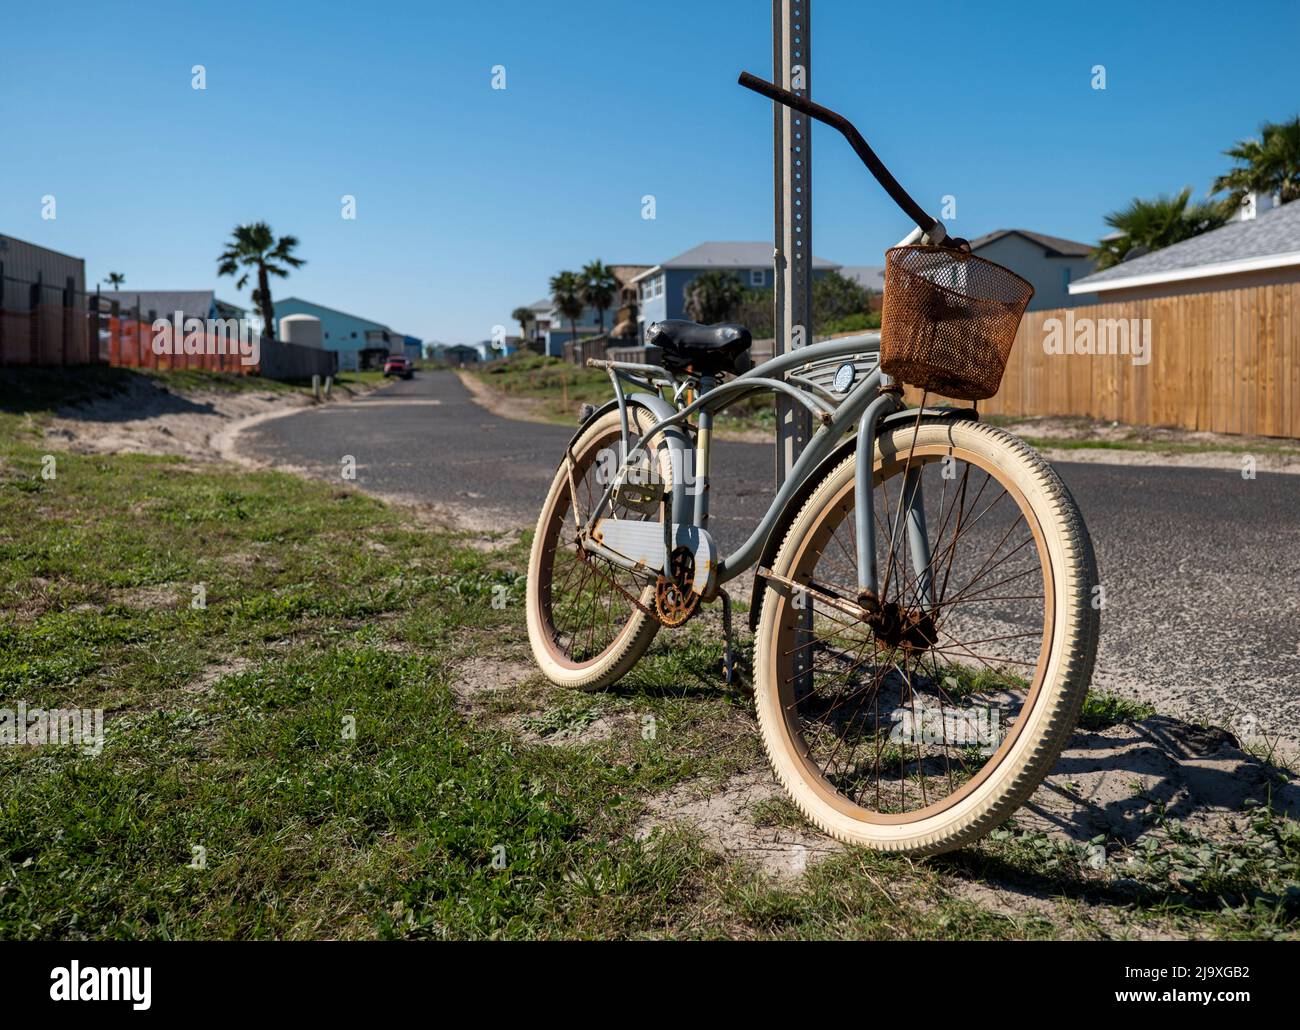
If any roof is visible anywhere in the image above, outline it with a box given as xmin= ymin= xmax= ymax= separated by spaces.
xmin=608 ymin=264 xmax=652 ymax=285
xmin=1071 ymin=200 xmax=1300 ymax=293
xmin=274 ymin=296 xmax=390 ymax=330
xmin=100 ymin=290 xmax=245 ymax=318
xmin=968 ymin=229 xmax=1093 ymax=258
xmin=632 ymin=241 xmax=839 ymax=281
xmin=528 ymin=298 xmax=552 ymax=313
xmin=841 ymin=265 xmax=886 ymax=292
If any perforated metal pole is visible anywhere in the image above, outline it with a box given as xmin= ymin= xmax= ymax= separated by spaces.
xmin=773 ymin=0 xmax=813 ymax=694
xmin=772 ymin=0 xmax=812 ymax=487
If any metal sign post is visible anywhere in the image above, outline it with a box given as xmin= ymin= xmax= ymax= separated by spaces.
xmin=772 ymin=0 xmax=813 ymax=693
xmin=772 ymin=0 xmax=812 ymax=487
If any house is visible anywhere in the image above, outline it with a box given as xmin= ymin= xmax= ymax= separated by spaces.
xmin=99 ymin=290 xmax=246 ymax=322
xmin=841 ymin=265 xmax=886 ymax=310
xmin=525 ymin=298 xmax=552 ymax=347
xmin=272 ymin=297 xmax=406 ymax=371
xmin=438 ymin=344 xmax=481 ymax=365
xmin=0 ymin=233 xmax=85 ymax=310
xmin=0 ymin=233 xmax=91 ymax=364
xmin=841 ymin=265 xmax=886 ymax=294
xmin=1068 ymin=193 xmax=1300 ymax=301
xmin=542 ymin=264 xmax=651 ymax=356
xmin=961 ymin=230 xmax=1097 ymax=311
xmin=632 ymin=242 xmax=839 ymax=341
xmin=401 ymin=335 xmax=423 ymax=362
xmin=475 ymin=336 xmax=521 ymax=361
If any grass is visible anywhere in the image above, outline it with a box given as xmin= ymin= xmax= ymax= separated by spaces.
xmin=1 ymin=368 xmax=1297 ymax=939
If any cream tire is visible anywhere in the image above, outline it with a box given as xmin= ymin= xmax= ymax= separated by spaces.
xmin=526 ymin=408 xmax=668 ymax=691
xmin=753 ymin=419 xmax=1099 ymax=855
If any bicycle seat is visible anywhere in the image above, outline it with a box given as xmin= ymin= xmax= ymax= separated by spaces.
xmin=647 ymin=319 xmax=752 ymax=376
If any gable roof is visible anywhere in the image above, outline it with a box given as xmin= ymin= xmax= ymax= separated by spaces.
xmin=968 ymin=229 xmax=1093 ymax=258
xmin=1070 ymin=200 xmax=1300 ymax=293
xmin=633 ymin=241 xmax=839 ymax=281
xmin=100 ymin=290 xmax=245 ymax=318
xmin=274 ymin=296 xmax=390 ymax=330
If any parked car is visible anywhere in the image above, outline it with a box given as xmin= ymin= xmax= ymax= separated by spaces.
xmin=383 ymin=355 xmax=413 ymax=379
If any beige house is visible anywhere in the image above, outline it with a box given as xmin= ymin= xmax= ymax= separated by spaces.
xmin=1069 ymin=193 xmax=1300 ymax=301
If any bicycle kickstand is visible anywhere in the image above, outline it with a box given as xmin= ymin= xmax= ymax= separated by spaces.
xmin=719 ymin=589 xmax=737 ymax=686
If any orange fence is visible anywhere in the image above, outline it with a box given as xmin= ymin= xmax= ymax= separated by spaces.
xmin=906 ymin=282 xmax=1300 ymax=439
xmin=106 ymin=317 xmax=253 ymax=373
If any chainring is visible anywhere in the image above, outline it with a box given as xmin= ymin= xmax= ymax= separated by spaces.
xmin=655 ymin=545 xmax=700 ymax=627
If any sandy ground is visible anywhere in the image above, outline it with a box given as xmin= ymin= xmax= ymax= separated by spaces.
xmin=1002 ymin=415 xmax=1300 ymax=474
xmin=450 ymin=647 xmax=1299 ymax=898
xmin=40 ymin=376 xmax=386 ymax=464
xmin=42 ymin=377 xmax=315 ymax=462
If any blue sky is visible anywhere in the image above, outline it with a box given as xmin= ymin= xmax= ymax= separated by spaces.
xmin=2 ymin=0 xmax=1297 ymax=344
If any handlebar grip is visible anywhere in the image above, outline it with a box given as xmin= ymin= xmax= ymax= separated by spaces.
xmin=737 ymin=70 xmax=940 ymax=238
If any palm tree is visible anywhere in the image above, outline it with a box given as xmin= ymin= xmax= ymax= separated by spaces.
xmin=549 ymin=271 xmax=585 ymax=349
xmin=1090 ymin=188 xmax=1231 ymax=270
xmin=103 ymin=272 xmax=125 ymax=291
xmin=511 ymin=305 xmax=534 ymax=342
xmin=683 ymin=270 xmax=745 ymax=324
xmin=216 ymin=222 xmax=305 ymax=338
xmin=1213 ymin=115 xmax=1300 ymax=206
xmin=580 ymin=260 xmax=619 ymax=335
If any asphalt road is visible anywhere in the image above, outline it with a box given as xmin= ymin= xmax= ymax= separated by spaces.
xmin=242 ymin=370 xmax=1300 ymax=748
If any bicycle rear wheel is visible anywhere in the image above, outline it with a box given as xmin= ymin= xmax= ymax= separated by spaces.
xmin=753 ymin=418 xmax=1098 ymax=855
xmin=526 ymin=407 xmax=668 ymax=691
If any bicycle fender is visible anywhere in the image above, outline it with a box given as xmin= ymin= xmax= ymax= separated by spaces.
xmin=570 ymin=394 xmax=692 ymax=526
xmin=746 ymin=405 xmax=976 ymax=631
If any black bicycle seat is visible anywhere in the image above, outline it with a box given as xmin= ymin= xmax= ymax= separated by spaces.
xmin=646 ymin=319 xmax=752 ymax=376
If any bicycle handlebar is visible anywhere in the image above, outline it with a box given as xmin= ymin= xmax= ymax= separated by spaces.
xmin=738 ymin=71 xmax=948 ymax=242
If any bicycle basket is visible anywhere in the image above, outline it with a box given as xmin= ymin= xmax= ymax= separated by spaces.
xmin=879 ymin=245 xmax=1034 ymax=401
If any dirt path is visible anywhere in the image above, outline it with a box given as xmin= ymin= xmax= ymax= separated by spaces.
xmin=42 ymin=376 xmax=379 ymax=464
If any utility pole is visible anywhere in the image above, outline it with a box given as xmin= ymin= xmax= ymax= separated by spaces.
xmin=772 ymin=0 xmax=813 ymax=693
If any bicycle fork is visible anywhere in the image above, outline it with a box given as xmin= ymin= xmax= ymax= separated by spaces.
xmin=854 ymin=384 xmax=934 ymax=613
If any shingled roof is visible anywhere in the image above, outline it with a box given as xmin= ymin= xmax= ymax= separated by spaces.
xmin=1071 ymin=200 xmax=1300 ymax=293
xmin=968 ymin=229 xmax=1094 ymax=258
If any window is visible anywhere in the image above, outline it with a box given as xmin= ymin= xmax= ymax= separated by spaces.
xmin=1061 ymin=267 xmax=1072 ymax=291
xmin=653 ymin=275 xmax=664 ymax=298
xmin=750 ymin=268 xmax=765 ymax=287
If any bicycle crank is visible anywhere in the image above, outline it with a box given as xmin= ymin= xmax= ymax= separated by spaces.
xmin=655 ymin=546 xmax=700 ymax=627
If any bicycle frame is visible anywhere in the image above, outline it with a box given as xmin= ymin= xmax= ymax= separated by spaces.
xmin=578 ymin=332 xmax=955 ymax=606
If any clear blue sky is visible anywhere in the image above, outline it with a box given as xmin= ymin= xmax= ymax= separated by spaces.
xmin=2 ymin=0 xmax=1297 ymax=344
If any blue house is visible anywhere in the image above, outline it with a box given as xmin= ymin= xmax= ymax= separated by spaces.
xmin=632 ymin=242 xmax=840 ymax=341
xmin=272 ymin=297 xmax=408 ymax=371
xmin=539 ymin=264 xmax=650 ymax=357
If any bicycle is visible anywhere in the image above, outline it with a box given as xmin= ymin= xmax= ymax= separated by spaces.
xmin=525 ymin=72 xmax=1099 ymax=856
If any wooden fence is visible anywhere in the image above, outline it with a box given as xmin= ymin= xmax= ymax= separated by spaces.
xmin=907 ymin=282 xmax=1300 ymax=439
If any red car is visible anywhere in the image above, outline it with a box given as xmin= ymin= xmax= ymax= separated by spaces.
xmin=383 ymin=355 xmax=413 ymax=379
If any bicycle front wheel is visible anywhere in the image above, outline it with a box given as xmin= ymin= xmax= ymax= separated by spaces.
xmin=753 ymin=418 xmax=1099 ymax=855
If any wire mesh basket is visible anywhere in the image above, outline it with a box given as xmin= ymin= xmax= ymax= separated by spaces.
xmin=880 ymin=245 xmax=1034 ymax=401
